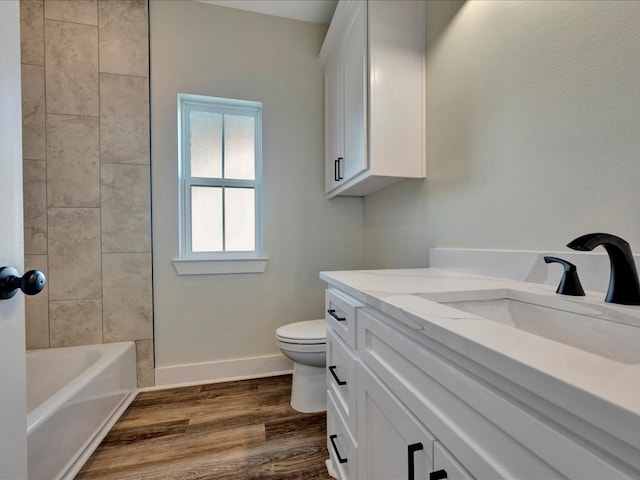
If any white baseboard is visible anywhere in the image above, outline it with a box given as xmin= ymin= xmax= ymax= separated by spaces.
xmin=153 ymin=353 xmax=293 ymax=389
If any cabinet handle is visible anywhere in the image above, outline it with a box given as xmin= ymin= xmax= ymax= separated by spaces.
xmin=327 ymin=309 xmax=346 ymax=322
xmin=334 ymin=158 xmax=340 ymax=181
xmin=329 ymin=434 xmax=348 ymax=464
xmin=337 ymin=157 xmax=344 ymax=180
xmin=408 ymin=443 xmax=423 ymax=480
xmin=328 ymin=365 xmax=347 ymax=386
xmin=430 ymin=470 xmax=448 ymax=480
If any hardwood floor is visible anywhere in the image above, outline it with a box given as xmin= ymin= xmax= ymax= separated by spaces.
xmin=76 ymin=375 xmax=332 ymax=480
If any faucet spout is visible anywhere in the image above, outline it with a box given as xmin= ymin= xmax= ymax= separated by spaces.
xmin=567 ymin=233 xmax=640 ymax=305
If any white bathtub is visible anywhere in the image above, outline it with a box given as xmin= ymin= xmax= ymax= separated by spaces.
xmin=26 ymin=342 xmax=137 ymax=480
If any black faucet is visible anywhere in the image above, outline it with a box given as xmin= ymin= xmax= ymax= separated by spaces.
xmin=543 ymin=257 xmax=585 ymax=297
xmin=566 ymin=233 xmax=640 ymax=305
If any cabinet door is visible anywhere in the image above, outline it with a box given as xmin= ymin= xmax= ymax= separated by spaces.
xmin=324 ymin=50 xmax=343 ymax=193
xmin=342 ymin=0 xmax=367 ymax=182
xmin=357 ymin=363 xmax=435 ymax=480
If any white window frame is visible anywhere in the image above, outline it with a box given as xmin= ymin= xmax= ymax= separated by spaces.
xmin=173 ymin=93 xmax=267 ymax=275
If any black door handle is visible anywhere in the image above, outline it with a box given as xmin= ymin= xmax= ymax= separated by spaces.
xmin=408 ymin=443 xmax=423 ymax=480
xmin=329 ymin=434 xmax=348 ymax=464
xmin=337 ymin=157 xmax=344 ymax=180
xmin=327 ymin=309 xmax=346 ymax=322
xmin=328 ymin=365 xmax=347 ymax=386
xmin=430 ymin=469 xmax=448 ymax=480
xmin=0 ymin=267 xmax=46 ymax=300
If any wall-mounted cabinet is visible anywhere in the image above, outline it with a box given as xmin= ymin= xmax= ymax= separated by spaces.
xmin=320 ymin=0 xmax=426 ymax=198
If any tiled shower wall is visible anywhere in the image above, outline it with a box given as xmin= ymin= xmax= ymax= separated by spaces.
xmin=20 ymin=0 xmax=153 ymax=386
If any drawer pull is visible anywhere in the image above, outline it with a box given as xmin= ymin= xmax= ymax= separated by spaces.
xmin=327 ymin=309 xmax=346 ymax=321
xmin=329 ymin=434 xmax=348 ymax=464
xmin=328 ymin=365 xmax=347 ymax=386
xmin=408 ymin=442 xmax=423 ymax=480
xmin=334 ymin=157 xmax=344 ymax=181
xmin=430 ymin=469 xmax=448 ymax=480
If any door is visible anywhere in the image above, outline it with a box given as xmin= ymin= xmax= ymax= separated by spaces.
xmin=0 ymin=1 xmax=29 ymax=478
xmin=342 ymin=0 xmax=367 ymax=182
xmin=324 ymin=50 xmax=343 ymax=193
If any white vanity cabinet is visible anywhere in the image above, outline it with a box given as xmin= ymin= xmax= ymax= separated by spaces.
xmin=326 ymin=288 xmax=362 ymax=479
xmin=324 ymin=282 xmax=640 ymax=480
xmin=320 ymin=0 xmax=426 ymax=198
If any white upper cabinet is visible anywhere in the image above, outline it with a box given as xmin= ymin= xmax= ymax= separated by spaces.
xmin=320 ymin=0 xmax=426 ymax=198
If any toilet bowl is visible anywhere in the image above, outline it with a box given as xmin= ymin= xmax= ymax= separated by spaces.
xmin=276 ymin=319 xmax=327 ymax=413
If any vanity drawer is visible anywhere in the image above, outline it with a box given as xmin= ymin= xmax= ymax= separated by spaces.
xmin=327 ymin=328 xmax=357 ymax=435
xmin=325 ymin=288 xmax=362 ymax=350
xmin=327 ymin=390 xmax=357 ymax=480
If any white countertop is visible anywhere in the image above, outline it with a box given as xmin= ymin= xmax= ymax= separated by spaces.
xmin=320 ymin=268 xmax=640 ymax=450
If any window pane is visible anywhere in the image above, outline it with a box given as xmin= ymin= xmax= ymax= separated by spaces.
xmin=225 ymin=188 xmax=255 ymax=251
xmin=191 ymin=186 xmax=222 ymax=252
xmin=224 ymin=114 xmax=255 ymax=180
xmin=190 ymin=111 xmax=222 ymax=178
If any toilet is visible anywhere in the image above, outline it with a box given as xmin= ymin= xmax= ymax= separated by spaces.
xmin=275 ymin=319 xmax=327 ymax=413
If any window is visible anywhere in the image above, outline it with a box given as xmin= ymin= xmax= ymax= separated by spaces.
xmin=174 ymin=94 xmax=267 ymax=275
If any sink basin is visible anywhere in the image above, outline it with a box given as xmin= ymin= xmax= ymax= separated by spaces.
xmin=432 ymin=292 xmax=640 ymax=365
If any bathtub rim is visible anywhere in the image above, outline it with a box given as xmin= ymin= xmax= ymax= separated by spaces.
xmin=26 ymin=341 xmax=138 ymax=480
xmin=61 ymin=389 xmax=137 ymax=480
xmin=27 ymin=341 xmax=135 ymax=432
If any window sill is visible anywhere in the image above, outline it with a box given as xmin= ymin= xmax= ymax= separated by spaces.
xmin=172 ymin=257 xmax=269 ymax=275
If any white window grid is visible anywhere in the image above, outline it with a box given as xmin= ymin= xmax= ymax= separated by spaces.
xmin=178 ymin=94 xmax=263 ymax=259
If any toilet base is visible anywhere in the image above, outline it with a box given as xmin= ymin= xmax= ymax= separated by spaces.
xmin=290 ymin=363 xmax=326 ymax=413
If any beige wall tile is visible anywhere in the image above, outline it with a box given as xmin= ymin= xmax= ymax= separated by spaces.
xmin=44 ymin=0 xmax=97 ymax=25
xmin=48 ymin=208 xmax=102 ymax=300
xmin=102 ymin=253 xmax=152 ymax=342
xmin=21 ymin=0 xmax=44 ymax=66
xmin=100 ymin=73 xmax=149 ymax=164
xmin=99 ymin=0 xmax=148 ymax=77
xmin=50 ymin=299 xmax=102 ymax=347
xmin=25 ymin=255 xmax=49 ymax=349
xmin=45 ymin=20 xmax=98 ymax=116
xmin=23 ymin=160 xmax=48 ymax=255
xmin=47 ymin=114 xmax=100 ymax=207
xmin=21 ymin=64 xmax=46 ymax=160
xmin=135 ymin=340 xmax=154 ymax=387
xmin=101 ymin=164 xmax=151 ymax=253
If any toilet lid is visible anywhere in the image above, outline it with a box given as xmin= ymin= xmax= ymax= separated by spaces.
xmin=276 ymin=319 xmax=326 ymax=344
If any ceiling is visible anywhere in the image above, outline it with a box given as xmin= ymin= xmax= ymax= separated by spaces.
xmin=199 ymin=0 xmax=338 ymax=25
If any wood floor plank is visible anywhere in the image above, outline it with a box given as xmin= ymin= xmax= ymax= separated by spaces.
xmin=75 ymin=375 xmax=332 ymax=480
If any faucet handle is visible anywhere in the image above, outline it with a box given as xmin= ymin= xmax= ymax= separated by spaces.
xmin=544 ymin=256 xmax=586 ymax=297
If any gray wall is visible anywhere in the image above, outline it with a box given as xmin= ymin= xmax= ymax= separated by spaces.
xmin=150 ymin=1 xmax=363 ymax=369
xmin=364 ymin=0 xmax=640 ymax=269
